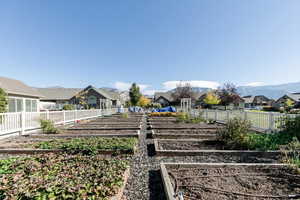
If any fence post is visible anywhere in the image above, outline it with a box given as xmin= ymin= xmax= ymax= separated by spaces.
xmin=269 ymin=113 xmax=274 ymax=131
xmin=46 ymin=110 xmax=50 ymax=120
xmin=226 ymin=110 xmax=229 ymax=121
xmin=20 ymin=111 xmax=25 ymax=135
xmin=214 ymin=110 xmax=217 ymax=121
xmin=74 ymin=110 xmax=78 ymax=122
xmin=63 ymin=110 xmax=66 ymax=125
xmin=244 ymin=111 xmax=247 ymax=121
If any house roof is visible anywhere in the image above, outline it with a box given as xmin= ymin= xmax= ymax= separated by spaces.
xmin=154 ymin=92 xmax=174 ymax=102
xmin=286 ymin=93 xmax=300 ymax=102
xmin=36 ymin=88 xmax=82 ymax=100
xmin=0 ymin=76 xmax=43 ymax=98
xmin=154 ymin=91 xmax=207 ymax=102
xmin=242 ymin=95 xmax=256 ymax=104
xmin=37 ymin=86 xmax=120 ymax=101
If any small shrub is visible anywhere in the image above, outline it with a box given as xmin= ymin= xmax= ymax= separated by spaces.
xmin=176 ymin=112 xmax=189 ymax=122
xmin=279 ymin=116 xmax=300 ymax=140
xmin=40 ymin=119 xmax=60 ymax=134
xmin=281 ymin=137 xmax=300 ymax=170
xmin=217 ymin=117 xmax=251 ymax=149
xmin=0 ymin=88 xmax=7 ymax=113
xmin=121 ymin=113 xmax=129 ymax=119
xmin=62 ymin=104 xmax=75 ymax=110
xmin=176 ymin=112 xmax=205 ymax=124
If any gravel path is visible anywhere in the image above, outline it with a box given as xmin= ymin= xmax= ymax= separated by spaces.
xmin=123 ymin=115 xmax=281 ymax=200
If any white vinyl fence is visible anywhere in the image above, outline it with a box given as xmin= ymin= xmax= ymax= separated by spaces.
xmin=191 ymin=109 xmax=298 ymax=132
xmin=0 ymin=108 xmax=117 ymax=137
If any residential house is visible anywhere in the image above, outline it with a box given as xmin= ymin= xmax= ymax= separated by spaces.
xmin=242 ymin=95 xmax=273 ymax=109
xmin=36 ymin=88 xmax=81 ymax=110
xmin=154 ymin=91 xmax=207 ymax=107
xmin=154 ymin=92 xmax=174 ymax=107
xmin=37 ymin=85 xmax=124 ymax=110
xmin=0 ymin=76 xmax=43 ymax=112
xmin=275 ymin=93 xmax=300 ymax=108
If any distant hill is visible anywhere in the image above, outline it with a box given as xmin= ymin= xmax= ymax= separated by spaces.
xmin=167 ymin=82 xmax=300 ymax=100
xmin=237 ymin=82 xmax=300 ymax=99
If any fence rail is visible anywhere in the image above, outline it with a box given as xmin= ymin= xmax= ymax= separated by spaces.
xmin=191 ymin=109 xmax=298 ymax=132
xmin=0 ymin=108 xmax=117 ymax=138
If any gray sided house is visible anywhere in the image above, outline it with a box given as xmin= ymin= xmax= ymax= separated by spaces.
xmin=154 ymin=91 xmax=206 ymax=107
xmin=70 ymin=86 xmax=121 ymax=109
xmin=0 ymin=76 xmax=43 ymax=112
xmin=154 ymin=92 xmax=174 ymax=107
xmin=36 ymin=88 xmax=81 ymax=110
xmin=275 ymin=93 xmax=300 ymax=108
xmin=37 ymin=85 xmax=123 ymax=110
xmin=242 ymin=95 xmax=273 ymax=109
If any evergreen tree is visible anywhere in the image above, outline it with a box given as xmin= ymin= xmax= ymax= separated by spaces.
xmin=0 ymin=88 xmax=8 ymax=113
xmin=129 ymin=83 xmax=142 ymax=106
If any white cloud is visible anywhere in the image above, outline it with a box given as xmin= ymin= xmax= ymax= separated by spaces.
xmin=244 ymin=82 xmax=265 ymax=87
xmin=114 ymin=81 xmax=150 ymax=91
xmin=162 ymin=80 xmax=220 ymax=90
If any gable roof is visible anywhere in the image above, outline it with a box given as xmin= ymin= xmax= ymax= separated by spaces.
xmin=154 ymin=91 xmax=207 ymax=103
xmin=154 ymin=92 xmax=174 ymax=102
xmin=0 ymin=76 xmax=43 ymax=98
xmin=242 ymin=95 xmax=256 ymax=104
xmin=37 ymin=86 xmax=121 ymax=101
xmin=286 ymin=93 xmax=300 ymax=102
xmin=36 ymin=88 xmax=82 ymax=100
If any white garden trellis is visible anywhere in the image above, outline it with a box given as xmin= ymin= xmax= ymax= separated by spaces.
xmin=181 ymin=98 xmax=192 ymax=113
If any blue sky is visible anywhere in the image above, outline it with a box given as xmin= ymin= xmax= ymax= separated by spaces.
xmin=1 ymin=0 xmax=300 ymax=95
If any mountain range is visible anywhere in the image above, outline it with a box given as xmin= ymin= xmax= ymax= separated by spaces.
xmin=171 ymin=82 xmax=300 ymax=100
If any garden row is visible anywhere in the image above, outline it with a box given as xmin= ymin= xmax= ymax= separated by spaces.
xmin=148 ymin=112 xmax=300 ymax=200
xmin=0 ymin=112 xmax=143 ymax=199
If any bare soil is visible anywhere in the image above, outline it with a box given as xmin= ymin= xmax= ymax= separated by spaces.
xmin=167 ymin=165 xmax=300 ymax=200
xmin=150 ymin=124 xmax=223 ymax=129
xmin=61 ymin=129 xmax=139 ymax=135
xmin=158 ymin=140 xmax=225 ymax=150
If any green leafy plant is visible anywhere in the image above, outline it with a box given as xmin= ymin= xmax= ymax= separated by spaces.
xmin=0 ymin=154 xmax=129 ymax=199
xmin=40 ymin=119 xmax=60 ymax=134
xmin=175 ymin=112 xmax=205 ymax=124
xmin=279 ymin=115 xmax=300 ymax=140
xmin=121 ymin=113 xmax=129 ymax=119
xmin=32 ymin=137 xmax=138 ymax=155
xmin=217 ymin=117 xmax=251 ymax=149
xmin=62 ymin=104 xmax=75 ymax=110
xmin=281 ymin=137 xmax=300 ymax=170
xmin=245 ymin=132 xmax=295 ymax=150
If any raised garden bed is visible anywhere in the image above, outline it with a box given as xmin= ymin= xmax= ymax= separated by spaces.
xmin=29 ymin=129 xmax=140 ymax=138
xmin=0 ymin=153 xmax=130 ymax=199
xmin=160 ymin=163 xmax=300 ymax=200
xmin=0 ymin=137 xmax=138 ymax=155
xmin=68 ymin=126 xmax=141 ymax=130
xmin=151 ymin=129 xmax=217 ymax=139
xmin=150 ymin=124 xmax=222 ymax=130
xmin=154 ymin=139 xmax=281 ymax=160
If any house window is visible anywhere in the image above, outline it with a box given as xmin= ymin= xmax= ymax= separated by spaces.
xmin=26 ymin=99 xmax=31 ymax=112
xmin=88 ymin=96 xmax=97 ymax=105
xmin=8 ymin=98 xmax=16 ymax=112
xmin=17 ymin=99 xmax=23 ymax=112
xmin=31 ymin=100 xmax=37 ymax=112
